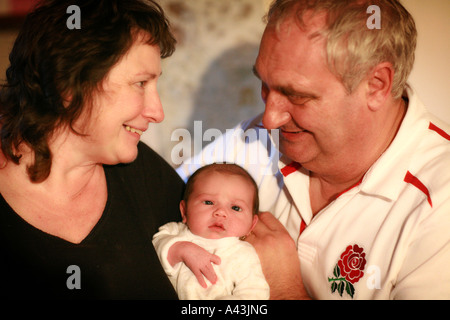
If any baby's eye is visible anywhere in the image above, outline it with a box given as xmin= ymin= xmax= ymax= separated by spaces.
xmin=231 ymin=205 xmax=242 ymax=212
xmin=203 ymin=200 xmax=213 ymax=205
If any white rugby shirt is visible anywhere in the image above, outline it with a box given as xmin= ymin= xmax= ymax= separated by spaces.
xmin=176 ymin=86 xmax=450 ymax=299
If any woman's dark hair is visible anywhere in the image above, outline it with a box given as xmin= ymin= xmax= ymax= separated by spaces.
xmin=0 ymin=0 xmax=176 ymax=182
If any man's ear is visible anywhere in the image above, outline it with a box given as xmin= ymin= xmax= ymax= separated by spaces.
xmin=366 ymin=62 xmax=394 ymax=111
xmin=180 ymin=200 xmax=187 ymax=223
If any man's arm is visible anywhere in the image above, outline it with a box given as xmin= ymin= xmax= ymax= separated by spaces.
xmin=245 ymin=211 xmax=311 ymax=300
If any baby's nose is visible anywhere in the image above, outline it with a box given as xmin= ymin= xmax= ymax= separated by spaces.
xmin=213 ymin=207 xmax=227 ymax=217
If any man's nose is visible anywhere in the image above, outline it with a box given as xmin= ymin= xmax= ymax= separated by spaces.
xmin=262 ymin=91 xmax=291 ymax=130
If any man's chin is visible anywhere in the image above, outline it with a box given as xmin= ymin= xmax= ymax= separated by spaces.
xmin=279 ymin=142 xmax=315 ymax=165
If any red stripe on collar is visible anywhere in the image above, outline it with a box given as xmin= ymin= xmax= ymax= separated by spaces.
xmin=281 ymin=162 xmax=301 ymax=177
xmin=299 ymin=220 xmax=307 ymax=236
xmin=336 ymin=177 xmax=364 ymax=199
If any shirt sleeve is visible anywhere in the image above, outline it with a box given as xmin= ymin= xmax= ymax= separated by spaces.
xmin=217 ymin=243 xmax=270 ymax=300
xmin=391 ymin=196 xmax=450 ymax=299
xmin=152 ymin=222 xmax=188 ymax=277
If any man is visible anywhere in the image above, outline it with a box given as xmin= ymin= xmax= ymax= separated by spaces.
xmin=177 ymin=0 xmax=450 ymax=299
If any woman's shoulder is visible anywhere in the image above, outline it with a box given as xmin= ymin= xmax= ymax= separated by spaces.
xmin=136 ymin=141 xmax=168 ymax=166
xmin=105 ymin=142 xmax=184 ymax=230
xmin=114 ymin=142 xmax=184 ymax=195
xmin=107 ymin=142 xmax=179 ymax=180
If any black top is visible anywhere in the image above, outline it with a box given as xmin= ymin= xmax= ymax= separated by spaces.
xmin=0 ymin=142 xmax=184 ymax=299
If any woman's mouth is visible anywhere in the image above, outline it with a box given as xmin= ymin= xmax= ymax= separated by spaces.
xmin=124 ymin=125 xmax=144 ymax=136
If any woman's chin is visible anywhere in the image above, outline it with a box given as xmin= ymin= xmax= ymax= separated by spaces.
xmin=102 ymin=146 xmax=139 ymax=166
xmin=119 ymin=150 xmax=139 ymax=164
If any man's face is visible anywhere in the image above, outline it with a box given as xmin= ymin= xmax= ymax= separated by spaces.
xmin=254 ymin=11 xmax=371 ymax=175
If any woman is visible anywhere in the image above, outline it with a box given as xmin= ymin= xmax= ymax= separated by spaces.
xmin=0 ymin=0 xmax=184 ymax=299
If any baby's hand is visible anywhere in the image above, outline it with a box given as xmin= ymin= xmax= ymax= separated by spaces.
xmin=168 ymin=241 xmax=221 ymax=288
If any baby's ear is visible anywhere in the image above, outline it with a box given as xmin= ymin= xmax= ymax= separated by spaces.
xmin=179 ymin=200 xmax=187 ymax=223
xmin=250 ymin=214 xmax=259 ymax=232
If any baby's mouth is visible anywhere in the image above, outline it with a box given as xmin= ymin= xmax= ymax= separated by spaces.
xmin=209 ymin=223 xmax=225 ymax=231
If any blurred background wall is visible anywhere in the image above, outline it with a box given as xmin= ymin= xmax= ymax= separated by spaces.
xmin=0 ymin=0 xmax=449 ymax=167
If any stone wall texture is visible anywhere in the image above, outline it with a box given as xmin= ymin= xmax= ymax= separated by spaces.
xmin=142 ymin=0 xmax=269 ymax=166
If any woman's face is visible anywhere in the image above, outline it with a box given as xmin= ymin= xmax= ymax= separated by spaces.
xmin=75 ymin=34 xmax=164 ymax=165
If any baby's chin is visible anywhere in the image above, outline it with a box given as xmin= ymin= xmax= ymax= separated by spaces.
xmin=202 ymin=233 xmax=237 ymax=240
xmin=197 ymin=230 xmax=243 ymax=240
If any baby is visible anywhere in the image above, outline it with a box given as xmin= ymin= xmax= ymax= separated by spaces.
xmin=153 ymin=163 xmax=269 ymax=300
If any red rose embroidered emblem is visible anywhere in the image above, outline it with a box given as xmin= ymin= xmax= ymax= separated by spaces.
xmin=328 ymin=244 xmax=367 ymax=298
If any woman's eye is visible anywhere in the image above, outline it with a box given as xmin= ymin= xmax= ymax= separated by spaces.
xmin=203 ymin=200 xmax=213 ymax=205
xmin=231 ymin=205 xmax=242 ymax=212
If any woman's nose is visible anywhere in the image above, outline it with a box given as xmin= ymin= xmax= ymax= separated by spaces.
xmin=143 ymin=90 xmax=165 ymax=123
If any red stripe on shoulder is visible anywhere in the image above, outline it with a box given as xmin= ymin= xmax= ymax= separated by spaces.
xmin=404 ymin=171 xmax=432 ymax=207
xmin=281 ymin=162 xmax=301 ymax=177
xmin=299 ymin=220 xmax=307 ymax=236
xmin=429 ymin=122 xmax=450 ymax=141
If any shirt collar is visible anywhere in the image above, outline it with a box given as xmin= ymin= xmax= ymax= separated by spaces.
xmin=353 ymin=86 xmax=430 ymax=201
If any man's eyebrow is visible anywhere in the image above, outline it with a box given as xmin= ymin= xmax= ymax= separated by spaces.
xmin=252 ymin=65 xmax=319 ymax=100
xmin=279 ymin=86 xmax=319 ymax=100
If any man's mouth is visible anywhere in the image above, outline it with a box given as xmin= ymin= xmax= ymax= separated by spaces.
xmin=124 ymin=125 xmax=144 ymax=136
xmin=280 ymin=124 xmax=306 ymax=134
xmin=282 ymin=129 xmax=305 ymax=134
xmin=280 ymin=127 xmax=308 ymax=139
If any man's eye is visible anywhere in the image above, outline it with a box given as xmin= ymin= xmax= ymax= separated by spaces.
xmin=203 ymin=200 xmax=213 ymax=205
xmin=287 ymin=95 xmax=311 ymax=106
xmin=137 ymin=81 xmax=147 ymax=87
xmin=288 ymin=93 xmax=318 ymax=106
xmin=231 ymin=205 xmax=242 ymax=212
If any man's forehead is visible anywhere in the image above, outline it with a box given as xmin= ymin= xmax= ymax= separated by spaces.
xmin=267 ymin=7 xmax=329 ymax=40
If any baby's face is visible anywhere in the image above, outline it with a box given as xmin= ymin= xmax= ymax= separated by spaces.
xmin=180 ymin=172 xmax=257 ymax=239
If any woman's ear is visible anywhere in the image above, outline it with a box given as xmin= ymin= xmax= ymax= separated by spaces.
xmin=61 ymin=91 xmax=73 ymax=108
xmin=366 ymin=62 xmax=394 ymax=111
xmin=180 ymin=200 xmax=187 ymax=223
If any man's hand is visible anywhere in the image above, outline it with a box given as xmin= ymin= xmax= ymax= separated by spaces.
xmin=245 ymin=211 xmax=310 ymax=300
xmin=168 ymin=241 xmax=221 ymax=288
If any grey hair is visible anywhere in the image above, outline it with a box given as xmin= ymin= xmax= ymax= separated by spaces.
xmin=265 ymin=0 xmax=417 ymax=98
